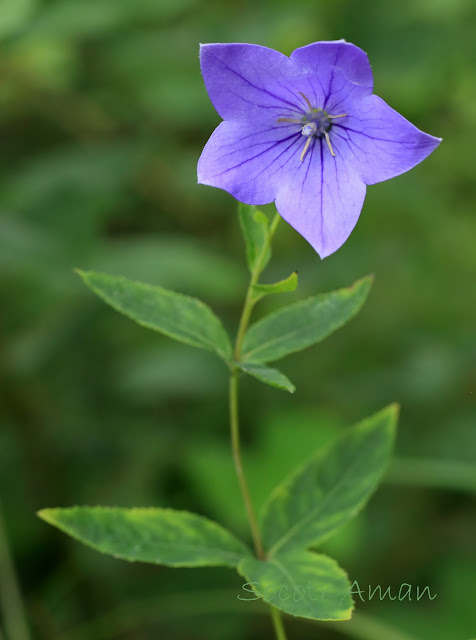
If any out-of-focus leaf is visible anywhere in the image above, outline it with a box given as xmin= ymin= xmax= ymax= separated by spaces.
xmin=387 ymin=457 xmax=476 ymax=494
xmin=328 ymin=611 xmax=421 ymax=640
xmin=0 ymin=215 xmax=59 ymax=273
xmin=26 ymin=0 xmax=198 ymax=38
xmin=1 ymin=38 xmax=76 ymax=91
xmin=114 ymin=344 xmax=224 ymax=400
xmin=38 ymin=507 xmax=250 ymax=567
xmin=235 ymin=362 xmax=295 ymax=393
xmin=0 ymin=219 xmax=245 ymax=303
xmin=77 ymin=270 xmax=232 ymax=359
xmin=0 ymin=0 xmax=36 ymax=38
xmin=261 ymin=405 xmax=398 ymax=555
xmin=2 ymin=144 xmax=146 ymax=215
xmin=238 ymin=550 xmax=353 ymax=621
xmin=242 ymin=276 xmax=373 ymax=363
xmin=92 ymin=236 xmax=245 ymax=302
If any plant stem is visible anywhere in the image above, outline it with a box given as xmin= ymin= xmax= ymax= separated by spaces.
xmin=0 ymin=503 xmax=32 ymax=640
xmin=270 ymin=606 xmax=288 ymax=640
xmin=228 ymin=370 xmax=264 ymax=558
xmin=229 ymin=211 xmax=280 ymax=557
xmin=234 ymin=212 xmax=281 ymax=360
xmin=229 ymin=211 xmax=288 ymax=639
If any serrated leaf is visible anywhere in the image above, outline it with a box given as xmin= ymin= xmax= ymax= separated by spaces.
xmin=235 ymin=362 xmax=295 ymax=393
xmin=242 ymin=275 xmax=373 ymax=363
xmin=238 ymin=550 xmax=353 ymax=621
xmin=252 ymin=272 xmax=298 ymax=301
xmin=238 ymin=203 xmax=270 ymax=273
xmin=261 ymin=405 xmax=398 ymax=556
xmin=38 ymin=507 xmax=250 ymax=568
xmin=77 ymin=270 xmax=232 ymax=359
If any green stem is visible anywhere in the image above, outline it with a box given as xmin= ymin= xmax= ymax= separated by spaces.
xmin=229 ymin=371 xmax=264 ymax=559
xmin=229 ymin=211 xmax=288 ymax=640
xmin=0 ymin=503 xmax=32 ymax=640
xmin=234 ymin=212 xmax=281 ymax=360
xmin=229 ymin=211 xmax=280 ymax=556
xmin=269 ymin=606 xmax=288 ymax=640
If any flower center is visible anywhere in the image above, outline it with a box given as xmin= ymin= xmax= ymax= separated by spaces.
xmin=301 ymin=109 xmax=331 ymax=139
xmin=277 ymin=92 xmax=347 ymax=162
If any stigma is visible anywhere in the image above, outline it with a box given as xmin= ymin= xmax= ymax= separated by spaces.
xmin=277 ymin=92 xmax=347 ymax=162
xmin=301 ymin=122 xmax=318 ymax=137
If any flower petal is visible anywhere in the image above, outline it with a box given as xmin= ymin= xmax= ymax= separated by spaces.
xmin=200 ymin=43 xmax=301 ymax=121
xmin=290 ymin=40 xmax=374 ymax=109
xmin=275 ymin=135 xmax=366 ymax=258
xmin=332 ymin=94 xmax=442 ymax=185
xmin=198 ymin=119 xmax=302 ymax=204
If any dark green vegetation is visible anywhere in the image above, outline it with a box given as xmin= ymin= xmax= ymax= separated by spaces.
xmin=1 ymin=0 xmax=475 ymax=639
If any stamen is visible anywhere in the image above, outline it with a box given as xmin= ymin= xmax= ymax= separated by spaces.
xmin=298 ymin=92 xmax=313 ymax=111
xmin=324 ymin=131 xmax=336 ymax=157
xmin=277 ymin=117 xmax=303 ymax=123
xmin=300 ymin=136 xmax=313 ymax=162
xmin=328 ymin=113 xmax=347 ymax=119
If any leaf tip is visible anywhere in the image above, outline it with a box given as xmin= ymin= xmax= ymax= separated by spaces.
xmin=389 ymin=401 xmax=400 ymax=414
xmin=387 ymin=402 xmax=400 ymax=425
xmin=376 ymin=403 xmax=400 ymax=443
xmin=37 ymin=508 xmax=56 ymax=524
xmin=382 ymin=402 xmax=400 ymax=422
xmin=75 ymin=268 xmax=91 ymax=284
xmin=342 ymin=274 xmax=374 ymax=303
xmin=359 ymin=273 xmax=375 ymax=289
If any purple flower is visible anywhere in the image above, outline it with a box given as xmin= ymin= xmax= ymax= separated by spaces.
xmin=197 ymin=41 xmax=441 ymax=258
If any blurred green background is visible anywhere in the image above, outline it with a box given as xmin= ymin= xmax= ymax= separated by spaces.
xmin=0 ymin=0 xmax=475 ymax=639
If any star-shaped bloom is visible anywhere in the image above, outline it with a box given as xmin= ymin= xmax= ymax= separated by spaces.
xmin=197 ymin=41 xmax=441 ymax=258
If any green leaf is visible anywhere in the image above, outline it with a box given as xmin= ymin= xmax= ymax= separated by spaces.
xmin=242 ymin=275 xmax=373 ymax=363
xmin=238 ymin=203 xmax=270 ymax=273
xmin=235 ymin=362 xmax=295 ymax=393
xmin=77 ymin=270 xmax=232 ymax=359
xmin=252 ymin=271 xmax=298 ymax=301
xmin=38 ymin=507 xmax=251 ymax=568
xmin=261 ymin=405 xmax=398 ymax=556
xmin=238 ymin=549 xmax=353 ymax=621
